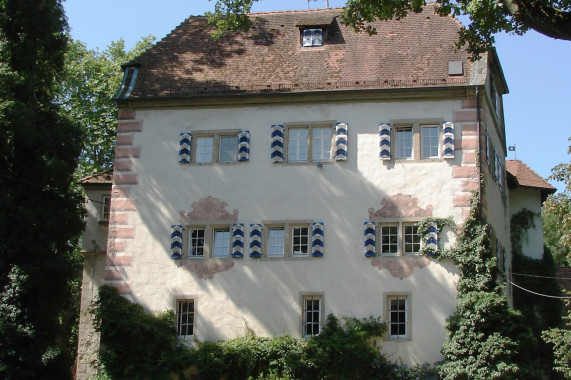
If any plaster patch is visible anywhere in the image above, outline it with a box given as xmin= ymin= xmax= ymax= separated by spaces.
xmin=371 ymin=256 xmax=431 ymax=279
xmin=368 ymin=193 xmax=432 ymax=220
xmin=184 ymin=260 xmax=235 ymax=279
xmin=180 ymin=196 xmax=238 ymax=223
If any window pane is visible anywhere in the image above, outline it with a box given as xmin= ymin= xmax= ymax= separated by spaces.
xmin=219 ymin=135 xmax=237 ymax=162
xmin=303 ymin=296 xmax=321 ymax=337
xmin=189 ymin=229 xmax=205 ymax=257
xmin=177 ymin=300 xmax=194 ymax=336
xmin=312 ymin=127 xmax=332 ymax=161
xmin=421 ymin=126 xmax=439 ymax=158
xmin=196 ymin=137 xmax=213 ymax=163
xmin=101 ymin=195 xmax=111 ymax=221
xmin=404 ymin=225 xmax=421 ymax=254
xmin=213 ymin=229 xmax=230 ymax=257
xmin=288 ymin=128 xmax=308 ymax=162
xmin=268 ymin=228 xmax=285 ymax=257
xmin=389 ymin=297 xmax=407 ymax=338
xmin=380 ymin=225 xmax=398 ymax=255
xmin=292 ymin=227 xmax=309 ymax=256
xmin=396 ymin=128 xmax=413 ymax=159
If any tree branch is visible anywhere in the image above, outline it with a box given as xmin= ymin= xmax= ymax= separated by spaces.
xmin=502 ymin=0 xmax=571 ymax=40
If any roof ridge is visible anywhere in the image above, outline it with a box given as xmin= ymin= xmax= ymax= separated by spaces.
xmin=249 ymin=7 xmax=343 ymax=16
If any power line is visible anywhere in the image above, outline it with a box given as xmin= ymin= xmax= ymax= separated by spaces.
xmin=508 ymin=280 xmax=571 ymax=299
xmin=512 ymin=272 xmax=571 ymax=281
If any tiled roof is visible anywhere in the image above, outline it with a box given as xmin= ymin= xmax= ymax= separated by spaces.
xmin=80 ymin=168 xmax=113 ymax=185
xmin=124 ymin=4 xmax=479 ymax=100
xmin=506 ymin=160 xmax=556 ymax=192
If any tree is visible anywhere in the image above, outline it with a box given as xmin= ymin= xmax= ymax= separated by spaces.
xmin=208 ymin=0 xmax=571 ymax=58
xmin=57 ymin=36 xmax=155 ymax=177
xmin=543 ymin=138 xmax=571 ymax=264
xmin=0 ymin=0 xmax=84 ymax=378
xmin=542 ymin=297 xmax=571 ymax=379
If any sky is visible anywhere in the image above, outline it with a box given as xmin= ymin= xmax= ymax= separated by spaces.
xmin=64 ymin=0 xmax=570 ymax=192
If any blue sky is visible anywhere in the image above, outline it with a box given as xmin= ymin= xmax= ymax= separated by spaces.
xmin=64 ymin=0 xmax=570 ymax=192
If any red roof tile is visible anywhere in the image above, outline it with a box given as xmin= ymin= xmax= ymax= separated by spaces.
xmin=80 ymin=168 xmax=114 ymax=185
xmin=124 ymin=4 xmax=479 ymax=99
xmin=506 ymin=160 xmax=556 ymax=192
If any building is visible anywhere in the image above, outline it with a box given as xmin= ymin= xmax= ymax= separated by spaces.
xmin=75 ymin=4 xmax=519 ymax=378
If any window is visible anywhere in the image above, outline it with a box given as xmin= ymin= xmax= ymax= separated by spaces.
xmin=101 ymin=195 xmax=111 ymax=222
xmin=421 ymin=126 xmax=439 ymax=158
xmin=379 ymin=222 xmax=421 ymax=256
xmin=387 ymin=120 xmax=444 ymax=161
xmin=193 ymin=131 xmax=238 ymax=163
xmin=177 ymin=299 xmax=194 ymax=337
xmin=212 ymin=228 xmax=231 ymax=257
xmin=187 ymin=225 xmax=232 ymax=258
xmin=286 ymin=124 xmax=333 ymax=163
xmin=264 ymin=222 xmax=311 ymax=258
xmin=302 ymin=29 xmax=323 ymax=47
xmin=388 ymin=296 xmax=408 ymax=339
xmin=302 ymin=295 xmax=322 ymax=337
xmin=395 ymin=128 xmax=413 ymax=159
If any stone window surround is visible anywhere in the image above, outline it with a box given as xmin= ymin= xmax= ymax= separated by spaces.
xmin=389 ymin=118 xmax=444 ymax=162
xmin=377 ymin=218 xmax=422 ymax=257
xmin=187 ymin=129 xmax=241 ymax=165
xmin=384 ymin=292 xmax=412 ymax=341
xmin=172 ymin=295 xmax=198 ymax=341
xmin=260 ymin=220 xmax=314 ymax=260
xmin=283 ymin=121 xmax=335 ymax=164
xmin=183 ymin=223 xmax=234 ymax=259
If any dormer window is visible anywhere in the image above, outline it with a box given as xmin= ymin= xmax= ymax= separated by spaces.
xmin=302 ymin=28 xmax=323 ymax=47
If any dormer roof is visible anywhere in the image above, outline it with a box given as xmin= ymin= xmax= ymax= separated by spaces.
xmin=119 ymin=4 xmax=482 ymax=101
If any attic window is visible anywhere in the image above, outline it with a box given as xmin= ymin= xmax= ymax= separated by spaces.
xmin=302 ymin=28 xmax=323 ymax=47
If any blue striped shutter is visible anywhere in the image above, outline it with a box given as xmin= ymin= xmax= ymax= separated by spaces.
xmin=249 ymin=223 xmax=262 ymax=258
xmin=170 ymin=225 xmax=183 ymax=259
xmin=364 ymin=222 xmax=376 ymax=257
xmin=179 ymin=132 xmax=192 ymax=163
xmin=485 ymin=129 xmax=490 ymax=167
xmin=237 ymin=131 xmax=250 ymax=161
xmin=312 ymin=222 xmax=324 ymax=257
xmin=379 ymin=123 xmax=391 ymax=160
xmin=271 ymin=125 xmax=284 ymax=163
xmin=493 ymin=146 xmax=498 ymax=181
xmin=334 ymin=123 xmax=348 ymax=161
xmin=442 ymin=122 xmax=454 ymax=159
xmin=231 ymin=223 xmax=244 ymax=258
xmin=425 ymin=222 xmax=438 ymax=255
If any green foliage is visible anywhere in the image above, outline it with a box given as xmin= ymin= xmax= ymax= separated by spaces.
xmin=542 ymin=296 xmax=571 ymax=379
xmin=512 ymin=246 xmax=562 ymax=378
xmin=92 ymin=286 xmax=192 ymax=379
xmin=416 ymin=216 xmax=455 ymax=256
xmin=57 ymin=36 xmax=155 ymax=177
xmin=543 ymin=137 xmax=571 ymax=265
xmin=0 ymin=0 xmax=85 ymax=378
xmin=93 ymin=286 xmax=438 ymax=380
xmin=438 ymin=194 xmax=533 ymax=379
xmin=210 ymin=1 xmax=571 ymax=60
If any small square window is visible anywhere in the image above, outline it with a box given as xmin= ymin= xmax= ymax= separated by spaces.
xmin=177 ymin=300 xmax=194 ymax=337
xmin=101 ymin=195 xmax=111 ymax=222
xmin=195 ymin=137 xmax=214 ymax=163
xmin=303 ymin=295 xmax=322 ymax=337
xmin=380 ymin=225 xmax=398 ymax=255
xmin=395 ymin=128 xmax=413 ymax=159
xmin=302 ymin=29 xmax=323 ymax=47
xmin=421 ymin=126 xmax=439 ymax=158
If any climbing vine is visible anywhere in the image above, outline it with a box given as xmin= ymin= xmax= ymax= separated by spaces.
xmin=416 ymin=216 xmax=455 ymax=256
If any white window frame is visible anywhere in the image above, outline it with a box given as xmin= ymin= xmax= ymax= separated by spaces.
xmin=378 ymin=221 xmax=421 ymax=256
xmin=301 ymin=293 xmax=323 ymax=337
xmin=285 ymin=123 xmax=334 ymax=163
xmin=212 ymin=228 xmax=231 ymax=258
xmin=263 ymin=221 xmax=312 ymax=258
xmin=186 ymin=224 xmax=232 ymax=259
xmin=395 ymin=127 xmax=413 ymax=160
xmin=176 ymin=299 xmax=195 ymax=338
xmin=384 ymin=292 xmax=411 ymax=340
xmin=390 ymin=119 xmax=443 ymax=162
xmin=191 ymin=130 xmax=239 ymax=164
xmin=100 ymin=195 xmax=111 ymax=222
xmin=301 ymin=28 xmax=324 ymax=47
xmin=421 ymin=125 xmax=440 ymax=159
